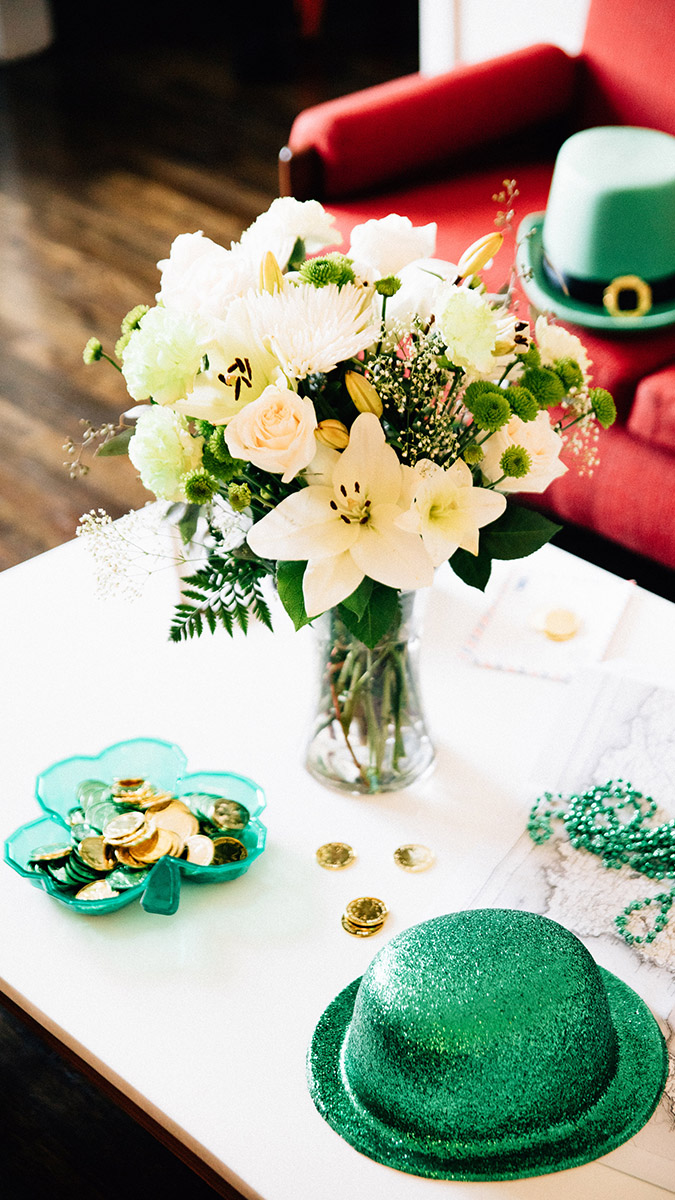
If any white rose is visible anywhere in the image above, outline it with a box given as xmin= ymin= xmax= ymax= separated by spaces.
xmin=157 ymin=232 xmax=253 ymax=321
xmin=480 ymin=411 xmax=568 ymax=494
xmin=348 ymin=214 xmax=437 ymax=279
xmin=224 ymin=385 xmax=318 ymax=483
xmin=128 ymin=406 xmax=204 ymax=501
xmin=236 ymin=197 xmax=340 ymax=274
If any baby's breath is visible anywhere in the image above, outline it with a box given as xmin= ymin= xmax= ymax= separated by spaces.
xmin=76 ymin=506 xmax=184 ymax=599
xmin=368 ymin=324 xmax=460 ymax=466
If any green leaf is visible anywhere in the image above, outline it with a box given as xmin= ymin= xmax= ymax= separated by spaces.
xmin=96 ymin=427 xmax=134 ymax=456
xmin=177 ymin=503 xmax=201 ymax=545
xmin=286 ymin=236 xmax=306 ymax=272
xmin=339 ymin=576 xmax=373 ymax=621
xmin=337 ymin=583 xmax=400 ymax=649
xmin=276 ymin=560 xmax=312 ymax=631
xmin=481 ymin=505 xmax=561 ymax=561
xmin=450 ymin=548 xmax=493 ymax=591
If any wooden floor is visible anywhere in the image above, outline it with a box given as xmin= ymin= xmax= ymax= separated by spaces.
xmin=0 ymin=11 xmax=416 ymax=1197
xmin=0 ymin=5 xmax=417 ymax=572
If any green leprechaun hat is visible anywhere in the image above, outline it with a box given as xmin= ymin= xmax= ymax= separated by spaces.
xmin=307 ymin=909 xmax=667 ymax=1180
xmin=517 ymin=126 xmax=675 ymax=331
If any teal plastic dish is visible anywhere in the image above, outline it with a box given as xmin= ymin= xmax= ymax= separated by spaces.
xmin=4 ymin=738 xmax=266 ymax=916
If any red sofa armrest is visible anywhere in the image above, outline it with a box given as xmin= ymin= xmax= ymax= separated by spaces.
xmin=283 ymin=43 xmax=577 ymax=200
xmin=628 ymin=364 xmax=675 ymax=454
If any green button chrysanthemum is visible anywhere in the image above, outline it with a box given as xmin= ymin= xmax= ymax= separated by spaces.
xmin=553 ymin=357 xmax=585 ymax=390
xmin=590 ymin=387 xmax=617 ymax=429
xmin=82 ymin=337 xmax=103 ymax=365
xmin=463 ymin=381 xmax=511 ymax=432
xmin=520 ymin=366 xmax=565 ymax=409
xmin=299 ymin=253 xmax=356 ymax=289
xmin=182 ymin=467 xmax=219 ymax=504
xmin=500 ymin=445 xmax=532 ymax=479
xmin=506 ymin=386 xmax=538 ymax=422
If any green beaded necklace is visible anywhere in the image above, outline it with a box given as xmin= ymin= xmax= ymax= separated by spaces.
xmin=528 ymin=779 xmax=675 ymax=946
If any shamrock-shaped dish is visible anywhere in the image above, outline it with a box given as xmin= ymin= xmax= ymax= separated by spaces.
xmin=4 ymin=738 xmax=266 ymax=915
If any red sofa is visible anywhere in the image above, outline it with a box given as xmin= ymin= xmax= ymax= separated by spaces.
xmin=280 ymin=0 xmax=675 ymax=588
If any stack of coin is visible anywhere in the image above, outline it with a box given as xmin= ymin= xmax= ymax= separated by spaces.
xmin=342 ymin=896 xmax=388 ymax=937
xmin=28 ymin=775 xmax=252 ymax=904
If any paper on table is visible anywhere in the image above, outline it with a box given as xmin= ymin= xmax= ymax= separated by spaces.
xmin=462 ymin=558 xmax=635 ymax=681
xmin=472 ymin=666 xmax=675 ymax=1192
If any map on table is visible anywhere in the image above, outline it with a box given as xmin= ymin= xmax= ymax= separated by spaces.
xmin=472 ymin=665 xmax=675 ymax=1192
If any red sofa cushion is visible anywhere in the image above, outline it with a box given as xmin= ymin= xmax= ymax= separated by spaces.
xmin=628 ymin=366 xmax=675 ymax=453
xmin=289 ymin=43 xmax=576 ymax=199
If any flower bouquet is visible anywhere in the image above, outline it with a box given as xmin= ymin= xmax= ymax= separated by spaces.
xmin=77 ymin=195 xmax=615 ymax=793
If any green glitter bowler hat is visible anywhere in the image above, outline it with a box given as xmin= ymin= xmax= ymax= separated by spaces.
xmin=517 ymin=126 xmax=675 ymax=331
xmin=307 ymin=909 xmax=668 ymax=1180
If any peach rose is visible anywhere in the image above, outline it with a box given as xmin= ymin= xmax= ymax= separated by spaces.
xmin=224 ymin=384 xmax=317 ymax=483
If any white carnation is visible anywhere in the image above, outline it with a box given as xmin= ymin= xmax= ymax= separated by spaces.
xmin=128 ymin=406 xmax=204 ymax=501
xmin=121 ymin=306 xmax=214 ymax=406
xmin=436 ymin=285 xmax=501 ymax=374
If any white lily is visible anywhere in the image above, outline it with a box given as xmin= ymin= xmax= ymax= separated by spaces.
xmin=246 ymin=413 xmax=434 ymax=616
xmin=396 ymin=458 xmax=506 ymax=565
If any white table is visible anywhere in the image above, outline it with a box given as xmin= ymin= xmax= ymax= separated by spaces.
xmin=1 ymin=537 xmax=673 ymax=1200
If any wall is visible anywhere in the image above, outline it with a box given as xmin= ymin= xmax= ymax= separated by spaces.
xmin=420 ymin=0 xmax=590 ymax=75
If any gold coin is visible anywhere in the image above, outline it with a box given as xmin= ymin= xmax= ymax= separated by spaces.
xmin=114 ymin=846 xmax=153 ymax=870
xmin=208 ymin=798 xmax=250 ymax=831
xmin=113 ymin=777 xmax=146 ymax=790
xmin=127 ymin=827 xmax=178 ymax=864
xmin=184 ymin=834 xmax=215 ymax=866
xmin=345 ymin=896 xmax=388 ymax=927
xmin=393 ymin=844 xmax=435 ymax=872
xmin=316 ymin=842 xmax=356 ymax=870
xmin=123 ymin=827 xmax=159 ymax=857
xmin=543 ymin=608 xmax=581 ymax=641
xmin=28 ymin=843 xmax=73 ymax=866
xmin=75 ymin=880 xmax=120 ymax=901
xmin=150 ymin=801 xmax=199 ymax=841
xmin=212 ymin=837 xmax=248 ymax=865
xmin=78 ymin=836 xmax=116 ymax=872
xmin=341 ymin=914 xmax=385 ymax=938
xmin=103 ymin=811 xmax=146 ymax=845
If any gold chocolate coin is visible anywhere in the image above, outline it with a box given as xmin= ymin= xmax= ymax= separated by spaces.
xmin=345 ymin=896 xmax=388 ymax=927
xmin=114 ymin=777 xmax=146 ymax=790
xmin=341 ymin=914 xmax=385 ymax=937
xmin=75 ymin=880 xmax=120 ymax=901
xmin=393 ymin=844 xmax=435 ymax=872
xmin=129 ymin=827 xmax=178 ymax=864
xmin=184 ymin=834 xmax=215 ymax=866
xmin=114 ymin=846 xmax=153 ymax=870
xmin=542 ymin=607 xmax=581 ymax=642
xmin=150 ymin=801 xmax=199 ymax=841
xmin=316 ymin=842 xmax=356 ymax=870
xmin=209 ymin=798 xmax=250 ymax=831
xmin=28 ymin=844 xmax=73 ymax=866
xmin=212 ymin=837 xmax=248 ymax=865
xmin=78 ymin=836 xmax=116 ymax=872
xmin=103 ymin=811 xmax=146 ymax=845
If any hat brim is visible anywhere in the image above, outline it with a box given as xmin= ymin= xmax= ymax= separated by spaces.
xmin=517 ymin=213 xmax=675 ymax=332
xmin=307 ymin=967 xmax=668 ymax=1181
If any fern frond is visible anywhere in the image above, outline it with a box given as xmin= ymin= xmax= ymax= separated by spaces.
xmin=169 ymin=552 xmax=274 ymax=642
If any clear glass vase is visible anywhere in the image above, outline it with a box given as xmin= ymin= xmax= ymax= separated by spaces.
xmin=305 ymin=592 xmax=435 ymax=794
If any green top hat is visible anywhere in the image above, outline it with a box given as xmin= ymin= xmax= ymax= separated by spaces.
xmin=307 ymin=909 xmax=667 ymax=1180
xmin=518 ymin=126 xmax=675 ymax=330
